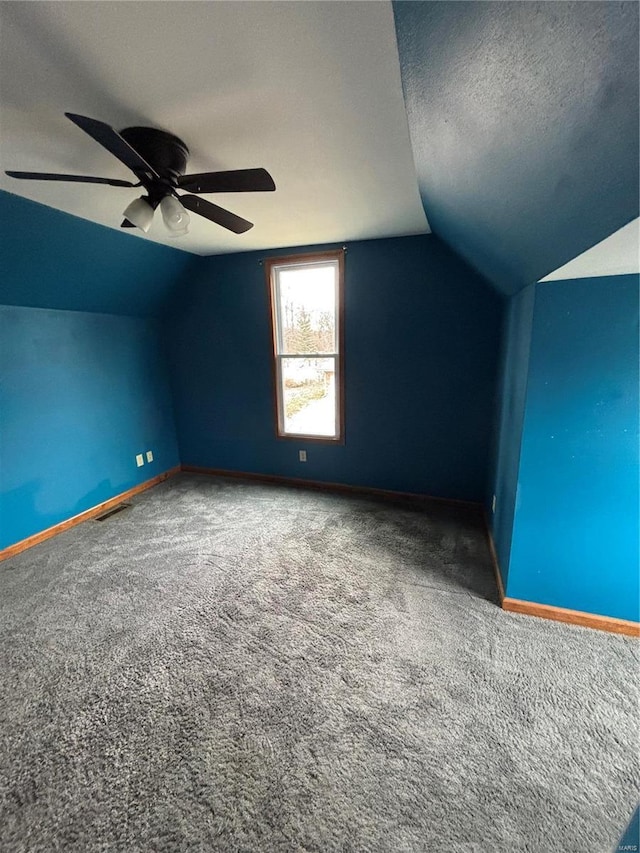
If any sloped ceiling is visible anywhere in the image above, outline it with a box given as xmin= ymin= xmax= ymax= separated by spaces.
xmin=0 ymin=1 xmax=428 ymax=256
xmin=0 ymin=190 xmax=197 ymax=317
xmin=393 ymin=1 xmax=640 ymax=295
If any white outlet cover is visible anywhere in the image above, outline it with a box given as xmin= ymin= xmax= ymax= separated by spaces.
xmin=146 ymin=451 xmax=153 ymax=463
xmin=299 ymin=450 xmax=307 ymax=462
xmin=136 ymin=454 xmax=144 ymax=467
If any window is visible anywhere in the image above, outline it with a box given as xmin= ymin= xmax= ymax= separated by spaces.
xmin=266 ymin=250 xmax=344 ymax=442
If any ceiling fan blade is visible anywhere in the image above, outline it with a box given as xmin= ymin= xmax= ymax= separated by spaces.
xmin=180 ymin=194 xmax=253 ymax=234
xmin=65 ymin=113 xmax=159 ymax=180
xmin=121 ymin=219 xmax=136 ymax=228
xmin=178 ymin=168 xmax=276 ymax=194
xmin=5 ymin=170 xmax=136 ymax=187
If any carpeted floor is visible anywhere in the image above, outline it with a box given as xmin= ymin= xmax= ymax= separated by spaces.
xmin=1 ymin=473 xmax=638 ymax=852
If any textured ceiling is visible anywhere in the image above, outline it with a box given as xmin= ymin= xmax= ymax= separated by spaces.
xmin=393 ymin=1 xmax=640 ymax=295
xmin=0 ymin=2 xmax=429 ymax=256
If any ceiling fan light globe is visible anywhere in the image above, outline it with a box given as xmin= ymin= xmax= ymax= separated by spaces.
xmin=122 ymin=197 xmax=154 ymax=233
xmin=160 ymin=195 xmax=190 ymax=232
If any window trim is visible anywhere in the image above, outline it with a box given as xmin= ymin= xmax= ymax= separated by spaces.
xmin=265 ymin=249 xmax=345 ymax=444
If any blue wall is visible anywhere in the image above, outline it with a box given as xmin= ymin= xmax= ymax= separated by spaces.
xmin=4 ymin=190 xmax=636 ymax=623
xmin=0 ymin=306 xmax=180 ymax=549
xmin=507 ymin=275 xmax=639 ymax=622
xmin=488 ymin=284 xmax=535 ymax=587
xmin=0 ymin=191 xmax=189 ymax=551
xmin=393 ymin=1 xmax=639 ymax=294
xmin=0 ymin=190 xmax=196 ymax=317
xmin=167 ymin=235 xmax=503 ymax=501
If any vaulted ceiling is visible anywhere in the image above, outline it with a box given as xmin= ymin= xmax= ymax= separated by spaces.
xmin=1 ymin=1 xmax=638 ymax=297
xmin=393 ymin=1 xmax=639 ymax=294
xmin=0 ymin=2 xmax=428 ymax=256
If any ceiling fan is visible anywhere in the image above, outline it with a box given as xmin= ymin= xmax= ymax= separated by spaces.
xmin=5 ymin=113 xmax=276 ymax=236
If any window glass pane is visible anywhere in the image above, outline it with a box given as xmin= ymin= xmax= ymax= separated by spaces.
xmin=276 ymin=263 xmax=336 ymax=355
xmin=280 ymin=356 xmax=336 ymax=437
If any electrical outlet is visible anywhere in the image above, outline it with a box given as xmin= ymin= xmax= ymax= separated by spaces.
xmin=146 ymin=450 xmax=153 ymax=463
xmin=136 ymin=454 xmax=144 ymax=467
xmin=492 ymin=494 xmax=496 ymax=513
xmin=299 ymin=450 xmax=307 ymax=462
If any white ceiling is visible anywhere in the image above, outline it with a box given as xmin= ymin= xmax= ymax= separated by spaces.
xmin=0 ymin=1 xmax=429 ymax=256
xmin=539 ymin=218 xmax=640 ymax=282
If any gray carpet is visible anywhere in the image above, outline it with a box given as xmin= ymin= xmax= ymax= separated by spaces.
xmin=1 ymin=473 xmax=638 ymax=853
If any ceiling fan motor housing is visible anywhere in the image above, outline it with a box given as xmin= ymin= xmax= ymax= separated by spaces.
xmin=119 ymin=127 xmax=190 ymax=182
